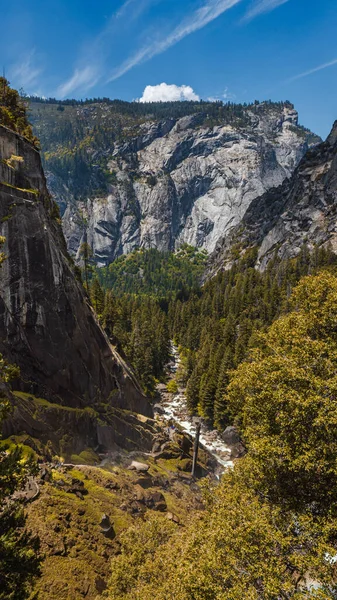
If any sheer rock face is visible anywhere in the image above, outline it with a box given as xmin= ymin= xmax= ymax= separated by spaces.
xmin=209 ymin=121 xmax=337 ymax=273
xmin=0 ymin=125 xmax=151 ymax=419
xmin=45 ymin=104 xmax=318 ymax=266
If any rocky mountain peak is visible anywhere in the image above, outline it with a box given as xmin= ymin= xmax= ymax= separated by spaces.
xmin=208 ymin=119 xmax=337 ymax=275
xmin=29 ymin=99 xmax=320 ymax=266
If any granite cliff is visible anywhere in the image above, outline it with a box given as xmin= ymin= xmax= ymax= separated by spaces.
xmin=0 ymin=124 xmax=154 ymax=454
xmin=209 ymin=120 xmax=337 ymax=273
xmin=29 ymin=100 xmax=320 ymax=266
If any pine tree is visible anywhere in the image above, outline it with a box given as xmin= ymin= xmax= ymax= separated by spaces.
xmin=90 ymin=277 xmax=105 ymax=317
xmin=185 ymin=368 xmax=200 ymax=413
xmin=214 ymin=348 xmax=234 ymax=429
xmin=79 ymin=242 xmax=94 ymax=291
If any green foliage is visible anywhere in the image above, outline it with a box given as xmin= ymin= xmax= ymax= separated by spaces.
xmin=78 ymin=242 xmax=94 ymax=291
xmin=227 ymin=271 xmax=337 ymax=512
xmin=84 ymin=246 xmax=207 ymax=393
xmin=0 ymin=78 xmax=38 ymax=145
xmin=108 ymin=514 xmax=176 ymax=599
xmin=0 ymin=501 xmax=40 ymax=600
xmin=166 ymin=379 xmax=178 ymax=394
xmin=98 ymin=245 xmax=207 ymax=297
xmin=107 ymin=269 xmax=337 ymax=600
xmin=170 ymin=244 xmax=337 ymax=427
xmin=0 ymin=417 xmax=41 ymax=600
xmin=107 ymin=471 xmax=337 ymax=599
xmin=90 ymin=277 xmax=105 ymax=317
xmin=102 ymin=293 xmax=171 ymax=395
xmin=0 ymin=235 xmax=6 ymax=266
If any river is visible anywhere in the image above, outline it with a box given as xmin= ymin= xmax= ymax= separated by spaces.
xmin=155 ymin=344 xmax=233 ymax=474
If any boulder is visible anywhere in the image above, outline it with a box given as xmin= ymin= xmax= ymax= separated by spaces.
xmin=166 ymin=512 xmax=180 ymax=524
xmin=221 ymin=426 xmax=241 ymax=446
xmin=99 ymin=514 xmax=115 ymax=539
xmin=145 ymin=491 xmax=167 ymax=512
xmin=128 ymin=461 xmax=150 ymax=473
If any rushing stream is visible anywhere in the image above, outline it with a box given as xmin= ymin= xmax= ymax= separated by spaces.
xmin=155 ymin=344 xmax=233 ymax=473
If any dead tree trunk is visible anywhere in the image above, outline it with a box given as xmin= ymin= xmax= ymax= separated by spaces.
xmin=191 ymin=422 xmax=201 ymax=477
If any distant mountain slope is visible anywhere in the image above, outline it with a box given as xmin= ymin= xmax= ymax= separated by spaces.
xmin=210 ymin=120 xmax=337 ymax=274
xmin=29 ymin=98 xmax=320 ymax=266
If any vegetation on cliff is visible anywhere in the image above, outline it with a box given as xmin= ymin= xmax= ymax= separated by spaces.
xmin=97 ymin=245 xmax=207 ymax=297
xmin=0 ymin=78 xmax=38 ymax=145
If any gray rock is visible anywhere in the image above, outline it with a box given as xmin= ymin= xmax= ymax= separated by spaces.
xmin=42 ymin=104 xmax=319 ymax=265
xmin=128 ymin=460 xmax=150 ymax=472
xmin=221 ymin=426 xmax=241 ymax=446
xmin=99 ymin=514 xmax=115 ymax=539
xmin=145 ymin=491 xmax=167 ymax=512
xmin=209 ymin=120 xmax=337 ymax=274
xmin=0 ymin=125 xmax=156 ymax=455
xmin=166 ymin=512 xmax=180 ymax=524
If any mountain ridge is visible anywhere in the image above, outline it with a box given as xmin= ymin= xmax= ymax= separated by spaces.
xmin=29 ymin=99 xmax=320 ymax=266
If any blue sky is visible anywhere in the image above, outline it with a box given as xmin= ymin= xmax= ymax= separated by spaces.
xmin=2 ymin=0 xmax=336 ymax=138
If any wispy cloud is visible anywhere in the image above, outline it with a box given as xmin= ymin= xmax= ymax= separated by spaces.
xmin=57 ymin=66 xmax=101 ymax=98
xmin=108 ymin=0 xmax=242 ymax=82
xmin=116 ymin=0 xmax=140 ymax=19
xmin=242 ymin=0 xmax=289 ymax=23
xmin=207 ymin=86 xmax=236 ymax=101
xmin=55 ymin=0 xmax=154 ymax=97
xmin=286 ymin=57 xmax=337 ymax=83
xmin=11 ymin=50 xmax=42 ymax=91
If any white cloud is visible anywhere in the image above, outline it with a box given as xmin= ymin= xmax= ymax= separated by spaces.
xmin=139 ymin=83 xmax=200 ymax=102
xmin=11 ymin=50 xmax=42 ymax=91
xmin=56 ymin=66 xmax=100 ymax=99
xmin=108 ymin=0 xmax=242 ymax=81
xmin=286 ymin=57 xmax=337 ymax=83
xmin=242 ymin=0 xmax=289 ymax=22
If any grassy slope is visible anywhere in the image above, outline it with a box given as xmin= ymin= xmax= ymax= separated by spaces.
xmin=26 ymin=458 xmax=203 ymax=600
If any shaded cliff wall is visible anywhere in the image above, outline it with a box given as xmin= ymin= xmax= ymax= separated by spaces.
xmin=0 ymin=125 xmax=151 ymax=418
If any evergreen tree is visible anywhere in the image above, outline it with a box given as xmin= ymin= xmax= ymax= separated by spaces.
xmin=79 ymin=242 xmax=94 ymax=291
xmin=90 ymin=277 xmax=105 ymax=316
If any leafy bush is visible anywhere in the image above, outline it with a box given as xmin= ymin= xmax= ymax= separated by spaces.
xmin=0 ymin=78 xmax=39 ymax=145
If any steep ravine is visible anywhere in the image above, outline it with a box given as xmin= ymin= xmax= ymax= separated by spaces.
xmin=156 ymin=345 xmax=234 ymax=474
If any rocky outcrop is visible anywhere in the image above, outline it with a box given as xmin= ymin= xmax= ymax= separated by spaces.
xmin=2 ymin=391 xmax=157 ymax=455
xmin=33 ymin=102 xmax=320 ymax=266
xmin=0 ymin=125 xmax=152 ymax=426
xmin=210 ymin=120 xmax=337 ymax=273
